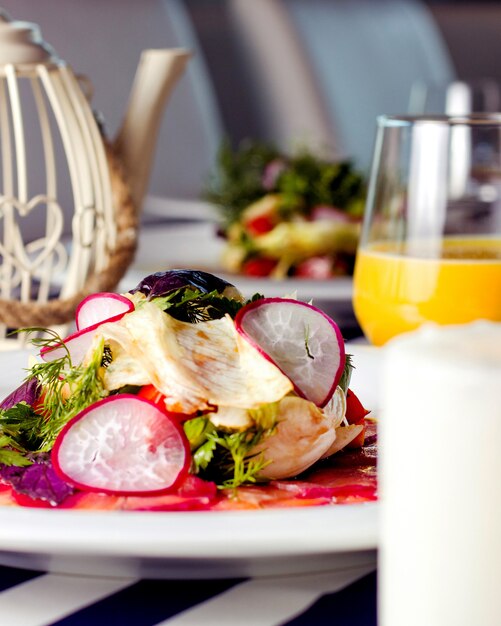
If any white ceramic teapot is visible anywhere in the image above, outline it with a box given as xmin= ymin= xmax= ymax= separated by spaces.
xmin=0 ymin=11 xmax=190 ymax=346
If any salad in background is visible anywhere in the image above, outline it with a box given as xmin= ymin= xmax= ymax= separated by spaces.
xmin=205 ymin=141 xmax=367 ymax=279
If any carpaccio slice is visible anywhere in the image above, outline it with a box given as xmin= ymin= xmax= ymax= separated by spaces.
xmin=0 ymin=422 xmax=377 ymax=511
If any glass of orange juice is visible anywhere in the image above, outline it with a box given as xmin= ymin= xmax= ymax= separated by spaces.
xmin=353 ymin=114 xmax=501 ymax=346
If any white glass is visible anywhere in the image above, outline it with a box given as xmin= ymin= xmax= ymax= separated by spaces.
xmin=380 ymin=321 xmax=501 ymax=626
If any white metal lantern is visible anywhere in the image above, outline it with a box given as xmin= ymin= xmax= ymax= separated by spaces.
xmin=0 ymin=12 xmax=190 ymax=348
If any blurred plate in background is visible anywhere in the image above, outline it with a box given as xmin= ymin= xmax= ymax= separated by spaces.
xmin=122 ymin=220 xmax=359 ymax=337
xmin=142 ymin=196 xmax=219 ymax=222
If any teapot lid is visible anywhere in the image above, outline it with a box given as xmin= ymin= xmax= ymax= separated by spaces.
xmin=0 ymin=11 xmax=58 ymax=65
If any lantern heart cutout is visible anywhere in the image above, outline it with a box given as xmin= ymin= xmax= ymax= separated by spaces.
xmin=0 ymin=195 xmax=64 ymax=273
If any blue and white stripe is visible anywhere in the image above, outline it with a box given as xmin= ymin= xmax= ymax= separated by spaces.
xmin=0 ymin=564 xmax=376 ymax=625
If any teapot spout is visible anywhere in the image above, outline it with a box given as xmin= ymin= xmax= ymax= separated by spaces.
xmin=113 ymin=48 xmax=191 ymax=210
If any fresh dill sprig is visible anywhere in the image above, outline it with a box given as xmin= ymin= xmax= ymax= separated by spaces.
xmin=169 ymin=288 xmax=232 ymax=323
xmin=42 ymin=340 xmax=106 ymax=449
xmin=150 ymin=287 xmax=263 ymax=323
xmin=24 ymin=334 xmax=108 ymax=450
xmin=339 ymin=353 xmax=354 ymax=393
xmin=212 ymin=429 xmax=271 ymax=489
xmin=14 ymin=326 xmax=71 ymax=361
xmin=184 ymin=416 xmax=274 ymax=489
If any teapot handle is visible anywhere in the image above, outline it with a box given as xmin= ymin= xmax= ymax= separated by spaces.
xmin=113 ymin=48 xmax=191 ymax=211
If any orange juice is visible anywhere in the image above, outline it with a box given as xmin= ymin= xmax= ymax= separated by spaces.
xmin=353 ymin=237 xmax=501 ymax=346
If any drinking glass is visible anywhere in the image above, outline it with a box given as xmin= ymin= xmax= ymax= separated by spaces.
xmin=352 ymin=114 xmax=501 ymax=346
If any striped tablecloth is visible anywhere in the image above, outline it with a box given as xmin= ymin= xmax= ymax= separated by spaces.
xmin=0 ymin=563 xmax=376 ymax=626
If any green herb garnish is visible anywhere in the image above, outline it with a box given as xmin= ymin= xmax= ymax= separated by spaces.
xmin=0 ymin=450 xmax=31 ymax=467
xmin=0 ymin=434 xmax=32 ymax=467
xmin=208 ymin=429 xmax=271 ymax=490
xmin=205 ymin=139 xmax=282 ymax=221
xmin=146 ymin=286 xmax=263 ymax=323
xmin=205 ymin=140 xmax=366 ymax=230
xmin=339 ymin=354 xmax=354 ymax=393
xmin=0 ymin=402 xmax=45 ymax=451
xmin=184 ymin=408 xmax=277 ymax=489
xmin=20 ymin=330 xmax=108 ymax=450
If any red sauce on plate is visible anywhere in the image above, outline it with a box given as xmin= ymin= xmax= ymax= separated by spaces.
xmin=0 ymin=422 xmax=377 ymax=511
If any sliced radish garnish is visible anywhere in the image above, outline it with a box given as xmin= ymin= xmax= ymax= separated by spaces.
xmin=41 ymin=292 xmax=133 ymax=364
xmin=235 ymin=298 xmax=345 ymax=407
xmin=41 ymin=324 xmax=99 ymax=365
xmin=76 ymin=292 xmax=134 ymax=331
xmin=52 ymin=395 xmax=190 ymax=496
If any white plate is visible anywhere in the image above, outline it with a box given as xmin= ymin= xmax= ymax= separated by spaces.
xmin=0 ymin=344 xmax=379 ymax=579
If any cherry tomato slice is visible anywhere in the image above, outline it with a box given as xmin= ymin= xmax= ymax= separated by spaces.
xmin=345 ymin=388 xmax=370 ymax=424
xmin=137 ymin=385 xmax=194 ymax=422
xmin=242 ymin=257 xmax=278 ymax=277
xmin=345 ymin=389 xmax=371 ymax=448
xmin=246 ymin=215 xmax=275 ymax=236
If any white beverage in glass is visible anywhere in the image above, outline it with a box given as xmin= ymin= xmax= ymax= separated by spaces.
xmin=380 ymin=321 xmax=501 ymax=626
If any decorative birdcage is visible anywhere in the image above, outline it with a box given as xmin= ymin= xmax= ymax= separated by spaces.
xmin=0 ymin=12 xmax=190 ymax=348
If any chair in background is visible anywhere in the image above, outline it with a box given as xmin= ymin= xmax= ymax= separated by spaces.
xmin=0 ymin=0 xmax=476 ymax=240
xmin=408 ymin=78 xmax=501 ymax=115
xmin=429 ymin=2 xmax=501 ymax=88
xmin=187 ymin=0 xmax=455 ymax=172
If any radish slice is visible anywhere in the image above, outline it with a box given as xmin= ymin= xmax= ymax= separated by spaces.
xmin=76 ymin=292 xmax=134 ymax=330
xmin=41 ymin=323 xmax=101 ymax=365
xmin=42 ymin=292 xmax=134 ymax=364
xmin=235 ymin=298 xmax=345 ymax=407
xmin=52 ymin=395 xmax=190 ymax=495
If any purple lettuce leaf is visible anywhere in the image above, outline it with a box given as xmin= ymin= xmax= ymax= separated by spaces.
xmin=0 ymin=454 xmax=74 ymax=505
xmin=130 ymin=269 xmax=235 ymax=299
xmin=0 ymin=378 xmax=41 ymax=411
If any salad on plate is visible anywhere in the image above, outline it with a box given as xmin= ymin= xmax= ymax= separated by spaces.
xmin=206 ymin=141 xmax=367 ymax=279
xmin=0 ymin=269 xmax=376 ymax=511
